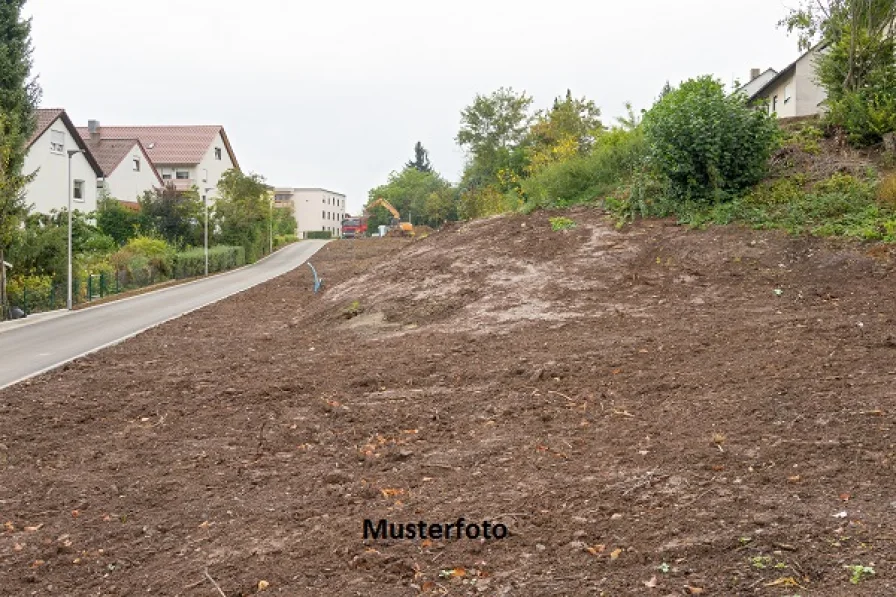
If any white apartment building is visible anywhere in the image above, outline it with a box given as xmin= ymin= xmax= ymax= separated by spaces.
xmin=274 ymin=188 xmax=346 ymax=238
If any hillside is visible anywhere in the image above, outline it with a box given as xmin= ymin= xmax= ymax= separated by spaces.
xmin=1 ymin=211 xmax=895 ymax=596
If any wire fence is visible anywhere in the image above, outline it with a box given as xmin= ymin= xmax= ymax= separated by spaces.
xmin=2 ymin=269 xmax=160 ymax=319
xmin=1 ymin=246 xmax=249 ymax=321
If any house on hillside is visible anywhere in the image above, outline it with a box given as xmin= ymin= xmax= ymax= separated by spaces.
xmin=274 ymin=188 xmax=346 ymax=238
xmin=23 ymin=109 xmax=103 ymax=214
xmin=82 ymin=123 xmax=163 ymax=203
xmin=77 ymin=123 xmax=239 ymax=205
xmin=734 ymin=68 xmax=778 ymax=99
xmin=740 ymin=47 xmax=828 ymax=119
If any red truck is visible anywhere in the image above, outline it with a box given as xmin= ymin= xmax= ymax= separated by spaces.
xmin=341 ymin=216 xmax=367 ymax=238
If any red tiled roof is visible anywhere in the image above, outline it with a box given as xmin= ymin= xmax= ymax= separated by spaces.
xmin=75 ymin=125 xmax=239 ymax=169
xmin=82 ymin=137 xmax=164 ymax=186
xmin=28 ymin=108 xmax=65 ymax=147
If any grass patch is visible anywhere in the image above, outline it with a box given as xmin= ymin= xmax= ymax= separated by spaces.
xmin=613 ymin=172 xmax=896 ymax=242
xmin=549 ymin=217 xmax=577 ymax=231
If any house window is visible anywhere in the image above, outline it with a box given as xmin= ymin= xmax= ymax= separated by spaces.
xmin=73 ymin=180 xmax=85 ymax=201
xmin=133 ymin=158 xmax=141 ymax=171
xmin=162 ymin=172 xmax=172 ymax=180
xmin=784 ymin=85 xmax=792 ymax=104
xmin=202 ymin=169 xmax=208 ymax=182
xmin=771 ymin=95 xmax=778 ymax=113
xmin=176 ymin=170 xmax=190 ymax=180
xmin=322 ymin=210 xmax=325 ymax=219
xmin=215 ymin=147 xmax=222 ymax=160
xmin=50 ymin=130 xmax=65 ymax=154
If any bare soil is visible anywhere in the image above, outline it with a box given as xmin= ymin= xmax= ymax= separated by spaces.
xmin=1 ymin=210 xmax=896 ymax=596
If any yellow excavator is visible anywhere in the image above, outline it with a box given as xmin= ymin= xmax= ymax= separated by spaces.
xmin=365 ymin=197 xmax=414 ymax=236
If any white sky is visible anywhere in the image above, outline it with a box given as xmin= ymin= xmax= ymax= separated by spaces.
xmin=25 ymin=0 xmax=801 ymax=214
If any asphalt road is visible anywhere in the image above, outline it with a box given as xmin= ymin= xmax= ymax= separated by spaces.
xmin=0 ymin=240 xmax=328 ymax=390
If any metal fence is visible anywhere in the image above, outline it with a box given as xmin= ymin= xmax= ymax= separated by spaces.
xmin=2 ymin=267 xmax=171 ymax=320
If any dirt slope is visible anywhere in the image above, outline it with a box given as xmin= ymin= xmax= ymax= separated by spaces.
xmin=1 ymin=209 xmax=895 ymax=596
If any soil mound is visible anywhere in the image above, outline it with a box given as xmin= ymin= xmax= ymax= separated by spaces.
xmin=1 ymin=209 xmax=895 ymax=595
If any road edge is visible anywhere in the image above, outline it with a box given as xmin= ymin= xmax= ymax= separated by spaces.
xmin=0 ymin=241 xmax=328 ymax=391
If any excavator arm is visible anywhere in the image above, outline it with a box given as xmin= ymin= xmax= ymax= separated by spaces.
xmin=364 ymin=197 xmax=414 ymax=237
xmin=365 ymin=197 xmax=401 ymax=220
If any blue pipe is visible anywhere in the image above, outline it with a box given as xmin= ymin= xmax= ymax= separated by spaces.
xmin=308 ymin=262 xmax=323 ymax=293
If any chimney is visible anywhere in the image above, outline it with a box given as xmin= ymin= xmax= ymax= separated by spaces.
xmin=88 ymin=120 xmax=100 ymax=142
xmin=750 ymin=68 xmax=761 ymax=81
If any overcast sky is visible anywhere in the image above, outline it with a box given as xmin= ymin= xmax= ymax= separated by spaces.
xmin=26 ymin=0 xmax=801 ymax=214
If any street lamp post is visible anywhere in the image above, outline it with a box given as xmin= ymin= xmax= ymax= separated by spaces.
xmin=204 ymin=188 xmax=213 ymax=276
xmin=269 ymin=195 xmax=274 ymax=255
xmin=66 ymin=149 xmax=82 ymax=310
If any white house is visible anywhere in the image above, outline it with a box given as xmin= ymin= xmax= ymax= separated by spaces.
xmin=743 ymin=47 xmax=828 ymax=119
xmin=77 ymin=123 xmax=239 ymax=206
xmin=734 ymin=68 xmax=778 ymax=99
xmin=82 ymin=127 xmax=163 ymax=203
xmin=274 ymin=188 xmax=346 ymax=238
xmin=23 ymin=109 xmax=103 ymax=215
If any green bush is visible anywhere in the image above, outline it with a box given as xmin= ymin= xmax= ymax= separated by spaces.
xmin=110 ymin=235 xmax=175 ymax=285
xmin=305 ymin=231 xmax=332 ymax=240
xmin=274 ymin=234 xmax=298 ymax=248
xmin=6 ymin=274 xmax=54 ymax=313
xmin=642 ymin=76 xmax=779 ymax=202
xmin=521 ymin=127 xmax=647 ymax=210
xmin=604 ymin=169 xmax=668 ymax=223
xmin=173 ymin=245 xmax=246 ymax=278
xmin=817 ymin=27 xmax=896 ymax=146
xmin=82 ymin=232 xmax=118 ymax=254
xmin=665 ymin=173 xmax=896 ymax=242
xmin=96 ymin=194 xmax=141 ymax=246
xmin=828 ymin=89 xmax=896 ymax=146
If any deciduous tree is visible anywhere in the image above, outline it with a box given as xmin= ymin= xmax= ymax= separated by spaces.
xmin=527 ymin=90 xmax=603 ymax=173
xmin=780 ymin=0 xmax=896 ymax=144
xmin=214 ymin=170 xmax=270 ymax=262
xmin=138 ymin=184 xmax=202 ymax=248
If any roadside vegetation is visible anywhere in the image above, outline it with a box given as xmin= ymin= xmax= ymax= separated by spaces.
xmin=367 ymin=0 xmax=896 ymax=245
xmin=5 ymin=170 xmax=297 ymax=315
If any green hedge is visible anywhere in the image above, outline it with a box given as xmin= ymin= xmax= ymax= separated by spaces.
xmin=305 ymin=231 xmax=332 ymax=240
xmin=274 ymin=234 xmax=299 ymax=248
xmin=174 ymin=245 xmax=246 ymax=278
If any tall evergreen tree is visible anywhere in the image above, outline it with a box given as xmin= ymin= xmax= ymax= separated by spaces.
xmin=0 ymin=0 xmax=41 ymax=314
xmin=406 ymin=141 xmax=433 ymax=173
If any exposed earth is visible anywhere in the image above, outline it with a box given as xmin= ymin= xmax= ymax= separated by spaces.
xmin=2 ymin=208 xmax=896 ymax=596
